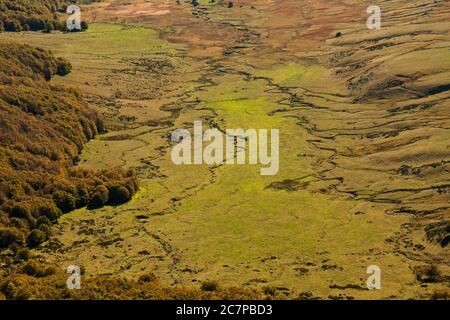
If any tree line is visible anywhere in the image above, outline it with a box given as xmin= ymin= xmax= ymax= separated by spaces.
xmin=0 ymin=0 xmax=91 ymax=32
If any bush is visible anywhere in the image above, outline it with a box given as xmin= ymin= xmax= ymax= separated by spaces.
xmin=22 ymin=260 xmax=56 ymax=277
xmin=76 ymin=185 xmax=90 ymax=207
xmin=9 ymin=203 xmax=31 ymax=219
xmin=138 ymin=273 xmax=158 ymax=284
xmin=96 ymin=185 xmax=109 ymax=201
xmin=52 ymin=191 xmax=76 ymax=213
xmin=109 ymin=185 xmax=131 ymax=205
xmin=43 ymin=22 xmax=54 ymax=33
xmin=38 ymin=203 xmax=61 ymax=221
xmin=263 ymin=286 xmax=277 ymax=296
xmin=16 ymin=248 xmax=30 ymax=261
xmin=56 ymin=58 xmax=72 ymax=76
xmin=36 ymin=216 xmax=51 ymax=227
xmin=414 ymin=265 xmax=441 ymax=283
xmin=431 ymin=289 xmax=449 ymax=300
xmin=9 ymin=217 xmax=25 ymax=230
xmin=5 ymin=20 xmax=22 ymax=32
xmin=0 ymin=227 xmax=23 ymax=248
xmin=88 ymin=192 xmax=106 ymax=209
xmin=38 ymin=224 xmax=51 ymax=237
xmin=80 ymin=21 xmax=89 ymax=31
xmin=27 ymin=229 xmax=47 ymax=248
xmin=201 ymin=280 xmax=220 ymax=292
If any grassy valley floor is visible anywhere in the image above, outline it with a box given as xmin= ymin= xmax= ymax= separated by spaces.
xmin=1 ymin=0 xmax=448 ymax=299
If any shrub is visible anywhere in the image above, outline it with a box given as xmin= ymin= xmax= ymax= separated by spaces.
xmin=43 ymin=22 xmax=54 ymax=33
xmin=263 ymin=286 xmax=277 ymax=296
xmin=138 ymin=273 xmax=159 ymax=284
xmin=96 ymin=118 xmax=106 ymax=134
xmin=201 ymin=280 xmax=220 ymax=292
xmin=38 ymin=203 xmax=61 ymax=221
xmin=109 ymin=185 xmax=131 ymax=205
xmin=431 ymin=289 xmax=449 ymax=300
xmin=76 ymin=186 xmax=90 ymax=208
xmin=0 ymin=211 xmax=9 ymax=225
xmin=16 ymin=248 xmax=31 ymax=261
xmin=38 ymin=224 xmax=51 ymax=237
xmin=0 ymin=227 xmax=23 ymax=248
xmin=88 ymin=192 xmax=106 ymax=209
xmin=27 ymin=229 xmax=47 ymax=248
xmin=22 ymin=260 xmax=56 ymax=277
xmin=52 ymin=191 xmax=76 ymax=213
xmin=36 ymin=216 xmax=51 ymax=227
xmin=80 ymin=21 xmax=89 ymax=31
xmin=96 ymin=185 xmax=109 ymax=201
xmin=9 ymin=217 xmax=25 ymax=230
xmin=9 ymin=203 xmax=31 ymax=219
xmin=56 ymin=58 xmax=72 ymax=76
xmin=414 ymin=265 xmax=441 ymax=283
xmin=5 ymin=20 xmax=22 ymax=32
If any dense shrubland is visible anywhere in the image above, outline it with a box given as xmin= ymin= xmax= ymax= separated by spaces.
xmin=0 ymin=263 xmax=267 ymax=300
xmin=0 ymin=43 xmax=138 ymax=255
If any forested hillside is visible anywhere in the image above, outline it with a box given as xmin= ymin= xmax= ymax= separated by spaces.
xmin=0 ymin=0 xmax=68 ymax=31
xmin=0 ymin=43 xmax=138 ymax=254
xmin=0 ymin=0 xmax=97 ymax=31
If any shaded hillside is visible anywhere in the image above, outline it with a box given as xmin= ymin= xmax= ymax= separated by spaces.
xmin=0 ymin=43 xmax=138 ymax=253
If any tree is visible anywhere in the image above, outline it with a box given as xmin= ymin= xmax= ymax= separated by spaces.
xmin=27 ymin=229 xmax=47 ymax=248
xmin=36 ymin=216 xmax=51 ymax=227
xmin=88 ymin=192 xmax=106 ymax=209
xmin=80 ymin=21 xmax=89 ymax=31
xmin=0 ymin=227 xmax=23 ymax=248
xmin=10 ymin=203 xmax=31 ymax=219
xmin=96 ymin=185 xmax=109 ymax=201
xmin=5 ymin=20 xmax=22 ymax=32
xmin=56 ymin=58 xmax=72 ymax=76
xmin=52 ymin=190 xmax=76 ymax=213
xmin=38 ymin=203 xmax=61 ymax=221
xmin=43 ymin=22 xmax=54 ymax=33
xmin=16 ymin=247 xmax=31 ymax=261
xmin=96 ymin=118 xmax=106 ymax=134
xmin=109 ymin=185 xmax=131 ymax=205
xmin=76 ymin=185 xmax=90 ymax=208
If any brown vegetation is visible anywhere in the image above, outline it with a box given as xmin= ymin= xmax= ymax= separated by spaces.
xmin=0 ymin=0 xmax=93 ymax=32
xmin=0 ymin=261 xmax=266 ymax=300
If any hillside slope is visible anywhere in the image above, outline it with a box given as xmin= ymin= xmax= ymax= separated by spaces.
xmin=0 ymin=43 xmax=137 ymax=256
